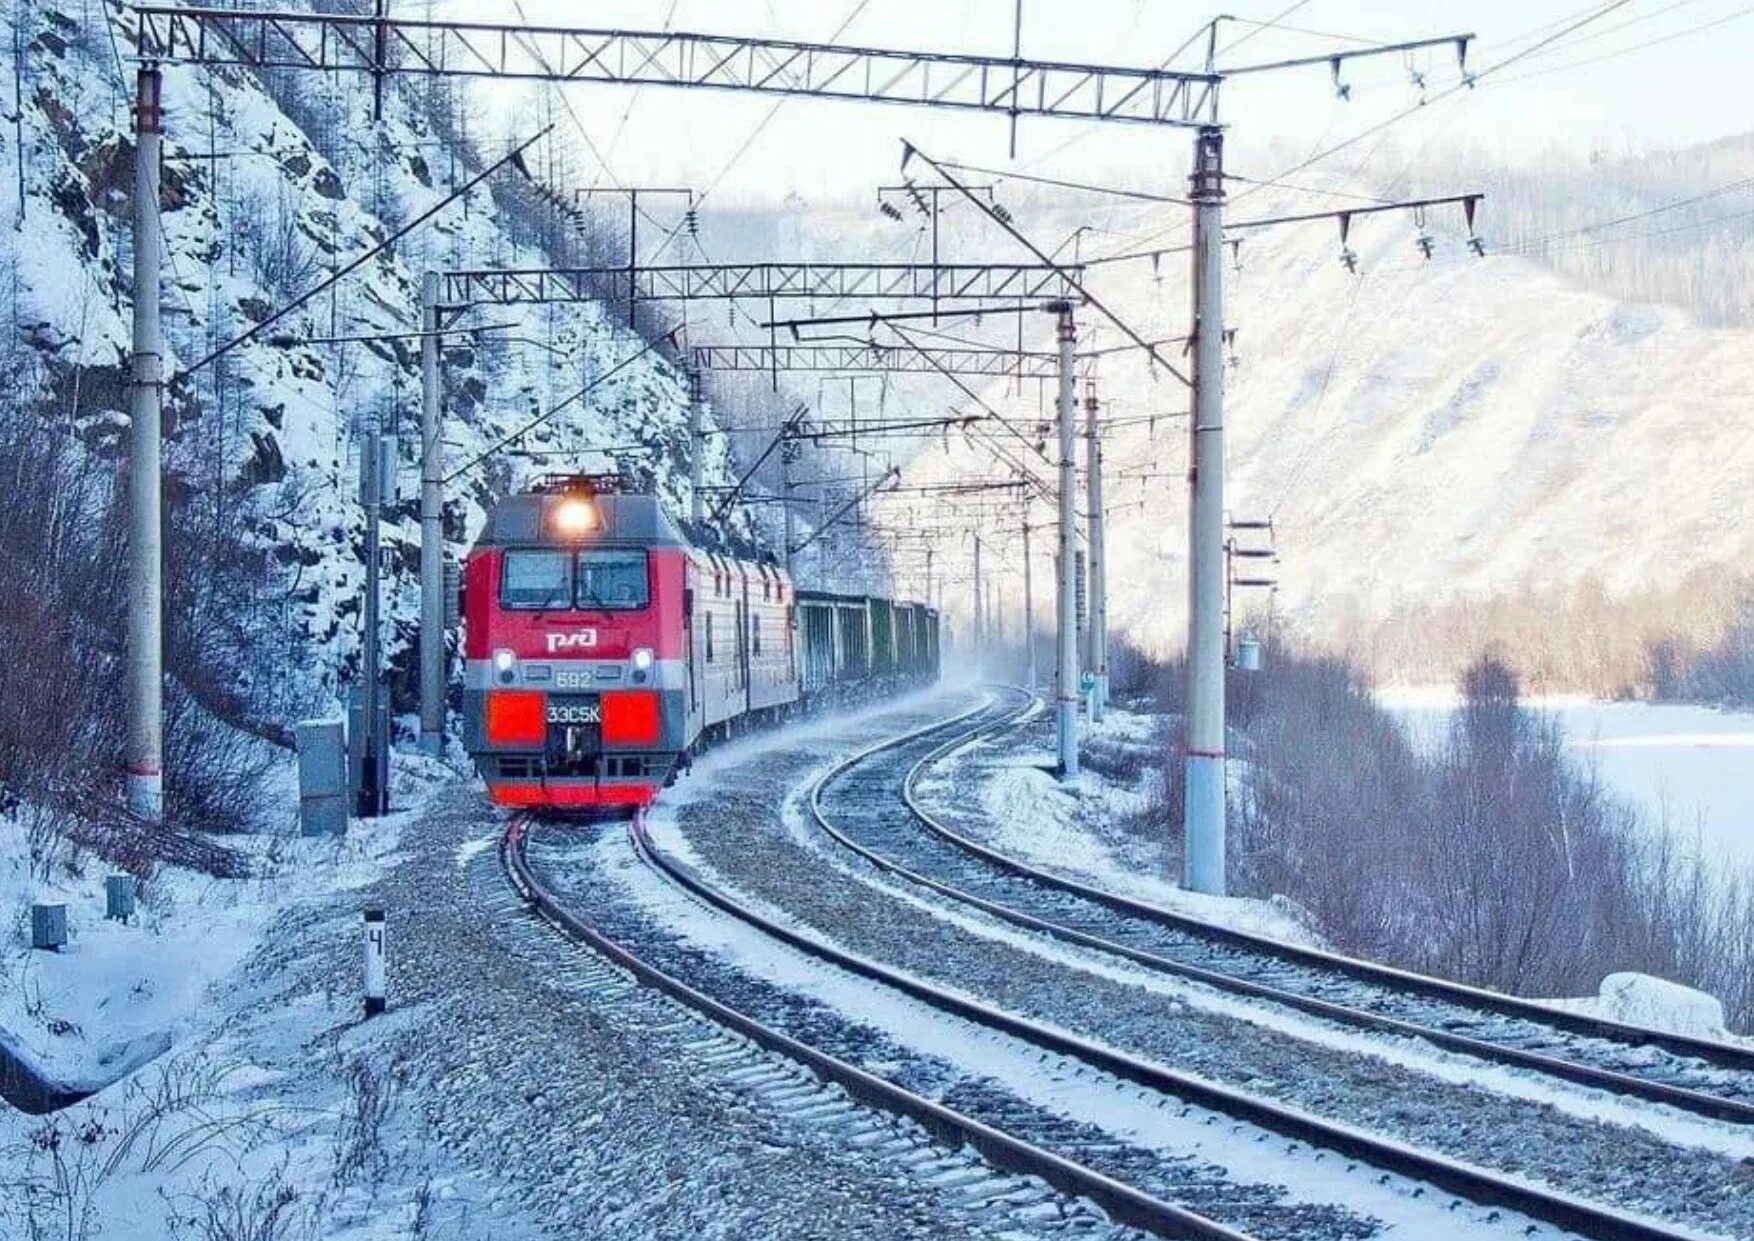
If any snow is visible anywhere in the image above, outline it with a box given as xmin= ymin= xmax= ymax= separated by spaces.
xmin=607 ymin=812 xmax=1559 ymax=1241
xmin=0 ymin=752 xmax=434 ymax=1098
xmin=1380 ymin=688 xmax=1754 ymax=876
xmin=658 ymin=734 xmax=1754 ymax=1161
xmin=798 ymin=167 xmax=1754 ymax=662
xmin=1545 ymin=973 xmax=1743 ymax=1047
xmin=960 ymin=707 xmax=1321 ymax=948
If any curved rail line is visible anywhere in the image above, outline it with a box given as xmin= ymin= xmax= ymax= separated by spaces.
xmin=748 ymin=693 xmax=1720 ymax=1241
xmin=849 ymin=687 xmax=1754 ymax=1127
xmin=500 ymin=814 xmax=1254 ymax=1241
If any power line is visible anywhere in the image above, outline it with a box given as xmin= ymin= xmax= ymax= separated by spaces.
xmin=1507 ymin=176 xmax=1754 ymax=251
xmin=939 ymin=160 xmax=1191 ymax=205
xmin=181 ymin=126 xmax=553 ymax=380
xmin=444 ymin=335 xmax=667 ymax=484
xmin=1491 ymin=2 xmax=1754 ymax=84
xmin=1510 ymin=202 xmax=1754 ymax=257
xmin=1083 ymin=0 xmax=1640 ymax=265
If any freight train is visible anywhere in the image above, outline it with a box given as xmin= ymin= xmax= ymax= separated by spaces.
xmin=461 ymin=475 xmax=939 ymax=813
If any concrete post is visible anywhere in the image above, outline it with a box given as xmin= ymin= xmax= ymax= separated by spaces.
xmin=971 ymin=532 xmax=984 ymax=671
xmin=127 ymin=65 xmax=165 ymax=824
xmin=1183 ymin=126 xmax=1228 ymax=895
xmin=363 ymin=907 xmax=386 ymax=1017
xmin=418 ymin=273 xmax=444 ymax=756
xmin=689 ymin=368 xmax=706 ymax=529
xmin=816 ymin=491 xmax=829 ymax=590
xmin=1022 ymin=518 xmax=1037 ymax=691
xmin=357 ymin=430 xmax=388 ymax=818
xmin=781 ymin=441 xmax=797 ymax=579
xmin=1085 ymin=379 xmax=1109 ymax=720
xmin=1052 ymin=301 xmax=1079 ymax=780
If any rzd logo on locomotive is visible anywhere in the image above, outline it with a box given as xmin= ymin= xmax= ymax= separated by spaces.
xmin=545 ymin=630 xmax=599 ymax=654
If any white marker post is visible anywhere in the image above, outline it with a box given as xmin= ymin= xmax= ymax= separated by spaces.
xmin=363 ymin=907 xmax=386 ymax=1017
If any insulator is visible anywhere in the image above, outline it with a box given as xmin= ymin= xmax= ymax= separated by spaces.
xmin=1339 ymin=247 xmax=1359 ymax=274
xmin=879 ymin=200 xmax=904 ymax=222
xmin=1416 ymin=233 xmax=1435 ymax=260
xmin=991 ymin=202 xmax=1013 ymax=226
xmin=685 ymin=207 xmax=699 ymax=236
xmin=1468 ymin=234 xmax=1487 ymax=257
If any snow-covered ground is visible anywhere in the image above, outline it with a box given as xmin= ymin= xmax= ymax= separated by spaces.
xmin=946 ymin=704 xmax=1321 ymax=947
xmin=0 ymin=758 xmax=438 ymax=1102
xmin=1379 ymin=687 xmax=1754 ymax=876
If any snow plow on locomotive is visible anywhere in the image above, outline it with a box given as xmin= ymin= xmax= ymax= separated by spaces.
xmin=462 ymin=475 xmax=938 ymax=815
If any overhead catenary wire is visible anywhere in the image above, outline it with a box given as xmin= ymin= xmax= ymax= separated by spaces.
xmin=1490 ymin=2 xmax=1754 ymax=84
xmin=180 ymin=125 xmax=554 ymax=380
xmin=902 ymin=140 xmax=1193 ymax=388
xmin=444 ymin=335 xmax=667 ymax=484
xmin=1083 ymin=0 xmax=1643 ymax=265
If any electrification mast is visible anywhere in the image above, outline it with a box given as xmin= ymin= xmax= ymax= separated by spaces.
xmin=1183 ymin=127 xmax=1227 ymax=895
xmin=1085 ymin=377 xmax=1108 ymax=720
xmin=1051 ymin=301 xmax=1079 ymax=780
xmin=127 ymin=64 xmax=165 ymax=823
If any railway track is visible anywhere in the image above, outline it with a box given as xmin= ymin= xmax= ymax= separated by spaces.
xmin=841 ymin=687 xmax=1754 ymax=1130
xmin=723 ymin=692 xmax=1735 ymax=1241
xmin=503 ymin=695 xmax=1741 ymax=1239
xmin=502 ymin=813 xmax=1260 ymax=1241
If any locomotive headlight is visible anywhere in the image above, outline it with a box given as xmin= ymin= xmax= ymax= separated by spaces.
xmin=631 ymin=647 xmax=654 ymax=671
xmin=550 ymin=497 xmax=598 ymax=539
xmin=493 ymin=649 xmax=518 ymax=683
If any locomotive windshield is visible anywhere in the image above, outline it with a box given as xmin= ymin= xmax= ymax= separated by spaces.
xmin=501 ymin=550 xmax=571 ymax=610
xmin=576 ymin=549 xmax=649 ymax=610
xmin=498 ymin=548 xmax=649 ymax=610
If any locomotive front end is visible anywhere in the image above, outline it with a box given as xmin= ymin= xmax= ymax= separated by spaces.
xmin=462 ymin=477 xmax=689 ymax=815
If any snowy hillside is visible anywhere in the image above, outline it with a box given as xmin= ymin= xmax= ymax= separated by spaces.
xmin=723 ymin=150 xmax=1754 ymax=675
xmin=3 ymin=0 xmax=737 ymax=731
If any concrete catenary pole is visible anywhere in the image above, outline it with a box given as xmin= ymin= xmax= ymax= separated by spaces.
xmin=1183 ymin=126 xmax=1228 ymax=895
xmin=971 ymin=531 xmax=984 ymax=669
xmin=360 ymin=428 xmax=385 ymax=817
xmin=418 ymin=272 xmax=444 ymax=756
xmin=816 ymin=491 xmax=829 ymax=589
xmin=1052 ymin=301 xmax=1079 ymax=780
xmin=1085 ymin=378 xmax=1108 ymax=721
xmin=781 ymin=440 xmax=797 ymax=579
xmin=1022 ymin=517 xmax=1037 ymax=691
xmin=688 ymin=368 xmax=706 ymax=529
xmin=127 ymin=65 xmax=165 ymax=823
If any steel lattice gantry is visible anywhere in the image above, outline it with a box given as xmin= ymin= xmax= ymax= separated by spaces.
xmin=436 ymin=263 xmax=1082 ymax=312
xmin=690 ymin=342 xmax=1061 ymax=381
xmin=133 ymin=8 xmax=1220 ymax=127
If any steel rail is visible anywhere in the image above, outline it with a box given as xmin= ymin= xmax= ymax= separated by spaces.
xmin=499 ymin=813 xmax=1252 ymax=1241
xmin=900 ymin=689 xmax=1754 ymax=1077
xmin=626 ymin=699 xmax=1705 ymax=1241
xmin=814 ymin=692 xmax=1754 ymax=1126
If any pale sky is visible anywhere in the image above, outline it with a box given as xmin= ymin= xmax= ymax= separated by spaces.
xmin=446 ymin=0 xmax=1754 ymax=206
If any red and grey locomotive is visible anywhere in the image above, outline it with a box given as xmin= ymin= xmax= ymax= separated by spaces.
xmin=462 ymin=474 xmax=937 ymax=813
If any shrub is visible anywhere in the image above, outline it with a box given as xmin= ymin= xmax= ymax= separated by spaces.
xmin=1130 ymin=639 xmax=1754 ymax=1029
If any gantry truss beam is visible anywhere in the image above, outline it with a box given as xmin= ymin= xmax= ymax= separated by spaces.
xmin=438 ymin=263 xmax=1082 ymax=310
xmin=135 ymin=8 xmax=1220 ymax=127
xmin=691 ymin=342 xmax=1061 ymax=380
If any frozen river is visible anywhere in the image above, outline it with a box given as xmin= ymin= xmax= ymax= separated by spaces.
xmin=1378 ymin=689 xmax=1754 ymax=877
